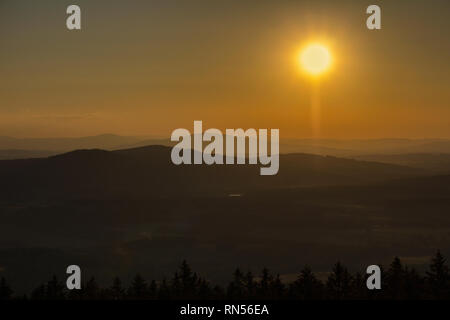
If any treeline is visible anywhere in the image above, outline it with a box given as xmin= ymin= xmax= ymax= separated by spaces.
xmin=1 ymin=251 xmax=449 ymax=300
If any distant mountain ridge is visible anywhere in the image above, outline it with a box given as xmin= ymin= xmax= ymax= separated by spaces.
xmin=0 ymin=134 xmax=143 ymax=151
xmin=1 ymin=134 xmax=450 ymax=160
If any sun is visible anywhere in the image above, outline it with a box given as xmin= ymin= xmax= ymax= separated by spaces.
xmin=299 ymin=43 xmax=332 ymax=76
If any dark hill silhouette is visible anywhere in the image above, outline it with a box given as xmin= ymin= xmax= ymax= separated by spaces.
xmin=0 ymin=145 xmax=421 ymax=201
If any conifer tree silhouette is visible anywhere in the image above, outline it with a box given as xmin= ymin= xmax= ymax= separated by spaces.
xmin=258 ymin=268 xmax=273 ymax=299
xmin=197 ymin=278 xmax=212 ymax=300
xmin=13 ymin=251 xmax=450 ymax=300
xmin=158 ymin=278 xmax=171 ymax=300
xmin=212 ymin=284 xmax=225 ymax=300
xmin=245 ymin=271 xmax=256 ymax=299
xmin=31 ymin=284 xmax=46 ymax=300
xmin=109 ymin=277 xmax=125 ymax=300
xmin=404 ymin=266 xmax=424 ymax=299
xmin=350 ymin=272 xmax=367 ymax=300
xmin=172 ymin=272 xmax=182 ymax=299
xmin=128 ymin=274 xmax=148 ymax=299
xmin=227 ymin=268 xmax=245 ymax=299
xmin=270 ymin=274 xmax=285 ymax=300
xmin=179 ymin=260 xmax=198 ymax=298
xmin=426 ymin=250 xmax=450 ymax=299
xmin=326 ymin=261 xmax=353 ymax=300
xmin=386 ymin=257 xmax=406 ymax=299
xmin=148 ymin=280 xmax=158 ymax=299
xmin=45 ymin=275 xmax=65 ymax=300
xmin=0 ymin=277 xmax=13 ymax=300
xmin=291 ymin=265 xmax=323 ymax=300
xmin=85 ymin=277 xmax=100 ymax=299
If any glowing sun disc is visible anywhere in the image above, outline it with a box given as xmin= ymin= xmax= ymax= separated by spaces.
xmin=299 ymin=44 xmax=332 ymax=76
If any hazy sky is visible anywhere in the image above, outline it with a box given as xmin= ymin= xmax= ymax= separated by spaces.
xmin=1 ymin=0 xmax=449 ymax=138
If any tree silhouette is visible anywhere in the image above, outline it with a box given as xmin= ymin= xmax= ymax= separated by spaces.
xmin=326 ymin=261 xmax=353 ymax=300
xmin=84 ymin=277 xmax=100 ymax=299
xmin=158 ymin=278 xmax=171 ymax=300
xmin=128 ymin=274 xmax=148 ymax=299
xmin=227 ymin=268 xmax=245 ymax=299
xmin=178 ymin=260 xmax=198 ymax=298
xmin=8 ymin=252 xmax=450 ymax=300
xmin=426 ymin=250 xmax=450 ymax=299
xmin=149 ymin=280 xmax=158 ymax=299
xmin=31 ymin=284 xmax=46 ymax=300
xmin=245 ymin=271 xmax=256 ymax=299
xmin=385 ymin=257 xmax=406 ymax=299
xmin=290 ymin=265 xmax=323 ymax=299
xmin=172 ymin=271 xmax=182 ymax=298
xmin=44 ymin=275 xmax=65 ymax=300
xmin=212 ymin=284 xmax=225 ymax=300
xmin=404 ymin=266 xmax=424 ymax=299
xmin=258 ymin=268 xmax=273 ymax=299
xmin=197 ymin=278 xmax=212 ymax=300
xmin=0 ymin=277 xmax=13 ymax=300
xmin=350 ymin=272 xmax=368 ymax=300
xmin=109 ymin=277 xmax=125 ymax=300
xmin=270 ymin=274 xmax=285 ymax=300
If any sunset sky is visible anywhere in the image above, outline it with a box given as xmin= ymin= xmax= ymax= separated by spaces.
xmin=1 ymin=0 xmax=449 ymax=139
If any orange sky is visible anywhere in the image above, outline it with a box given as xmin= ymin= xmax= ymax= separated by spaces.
xmin=0 ymin=0 xmax=449 ymax=139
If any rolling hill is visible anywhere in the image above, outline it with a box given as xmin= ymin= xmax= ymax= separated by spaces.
xmin=0 ymin=145 xmax=421 ymax=201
